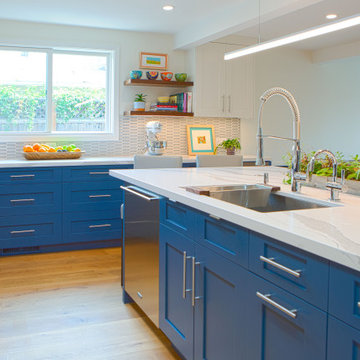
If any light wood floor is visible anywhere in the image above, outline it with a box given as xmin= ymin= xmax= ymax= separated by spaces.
xmin=0 ymin=248 xmax=181 ymax=360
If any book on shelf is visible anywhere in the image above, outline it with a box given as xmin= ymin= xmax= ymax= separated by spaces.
xmin=169 ymin=92 xmax=193 ymax=113
xmin=150 ymin=103 xmax=178 ymax=111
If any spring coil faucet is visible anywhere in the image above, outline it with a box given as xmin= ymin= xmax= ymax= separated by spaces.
xmin=256 ymin=87 xmax=306 ymax=192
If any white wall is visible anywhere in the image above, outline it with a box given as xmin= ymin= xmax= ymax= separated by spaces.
xmin=0 ymin=19 xmax=188 ymax=116
xmin=241 ymin=46 xmax=360 ymax=164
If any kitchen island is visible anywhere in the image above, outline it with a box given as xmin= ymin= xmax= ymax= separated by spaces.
xmin=110 ymin=166 xmax=360 ymax=360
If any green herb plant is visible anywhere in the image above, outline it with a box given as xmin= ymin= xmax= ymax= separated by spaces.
xmin=283 ymin=151 xmax=360 ymax=184
xmin=215 ymin=138 xmax=241 ymax=154
xmin=134 ymin=94 xmax=147 ymax=102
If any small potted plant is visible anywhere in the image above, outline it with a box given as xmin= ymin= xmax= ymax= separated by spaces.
xmin=133 ymin=93 xmax=147 ymax=111
xmin=215 ymin=138 xmax=241 ymax=155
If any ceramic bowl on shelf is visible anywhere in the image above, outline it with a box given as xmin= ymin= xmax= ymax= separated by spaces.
xmin=146 ymin=71 xmax=159 ymax=80
xmin=160 ymin=72 xmax=173 ymax=81
xmin=175 ymin=73 xmax=188 ymax=82
xmin=130 ymin=70 xmax=143 ymax=79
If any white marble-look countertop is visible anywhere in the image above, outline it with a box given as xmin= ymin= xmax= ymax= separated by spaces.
xmin=0 ymin=155 xmax=264 ymax=168
xmin=110 ymin=166 xmax=360 ymax=272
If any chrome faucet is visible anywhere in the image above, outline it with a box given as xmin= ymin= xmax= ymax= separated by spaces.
xmin=256 ymin=87 xmax=306 ymax=192
xmin=306 ymin=149 xmax=345 ymax=201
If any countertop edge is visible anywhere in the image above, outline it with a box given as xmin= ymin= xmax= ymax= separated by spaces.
xmin=110 ymin=168 xmax=360 ymax=273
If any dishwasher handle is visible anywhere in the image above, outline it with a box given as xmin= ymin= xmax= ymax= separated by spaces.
xmin=121 ymin=185 xmax=160 ymax=202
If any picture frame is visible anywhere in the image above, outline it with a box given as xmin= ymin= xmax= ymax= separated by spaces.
xmin=186 ymin=125 xmax=216 ymax=156
xmin=139 ymin=52 xmax=168 ymax=70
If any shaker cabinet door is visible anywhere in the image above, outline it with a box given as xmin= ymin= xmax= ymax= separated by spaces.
xmin=244 ymin=272 xmax=327 ymax=360
xmin=159 ymin=224 xmax=195 ymax=360
xmin=194 ymin=242 xmax=248 ymax=360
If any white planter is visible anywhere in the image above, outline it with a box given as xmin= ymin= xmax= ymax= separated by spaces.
xmin=133 ymin=101 xmax=145 ymax=111
xmin=303 ymin=174 xmax=360 ymax=196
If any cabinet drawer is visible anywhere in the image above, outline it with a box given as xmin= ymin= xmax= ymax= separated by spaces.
xmin=63 ymin=210 xmax=122 ymax=243
xmin=63 ymin=181 xmax=122 ymax=212
xmin=197 ymin=214 xmax=249 ymax=267
xmin=328 ymin=315 xmax=360 ymax=360
xmin=0 ymin=183 xmax=62 ymax=216
xmin=160 ymin=199 xmax=197 ymax=239
xmin=0 ymin=167 xmax=62 ymax=184
xmin=63 ymin=165 xmax=131 ymax=182
xmin=329 ymin=263 xmax=360 ymax=331
xmin=0 ymin=213 xmax=62 ymax=248
xmin=245 ymin=272 xmax=327 ymax=360
xmin=249 ymin=232 xmax=329 ymax=310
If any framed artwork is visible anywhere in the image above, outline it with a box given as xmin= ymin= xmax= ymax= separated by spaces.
xmin=186 ymin=125 xmax=215 ymax=156
xmin=139 ymin=52 xmax=168 ymax=70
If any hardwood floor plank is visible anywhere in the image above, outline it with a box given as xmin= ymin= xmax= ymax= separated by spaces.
xmin=0 ymin=248 xmax=180 ymax=360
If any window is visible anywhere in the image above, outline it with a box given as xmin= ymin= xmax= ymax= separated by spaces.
xmin=0 ymin=47 xmax=114 ymax=137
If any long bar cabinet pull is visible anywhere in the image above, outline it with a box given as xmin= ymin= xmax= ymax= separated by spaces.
xmin=182 ymin=251 xmax=192 ymax=299
xmin=256 ymin=291 xmax=298 ymax=319
xmin=259 ymin=255 xmax=302 ymax=278
xmin=88 ymin=224 xmax=112 ymax=229
xmin=10 ymin=229 xmax=36 ymax=234
xmin=192 ymin=257 xmax=202 ymax=307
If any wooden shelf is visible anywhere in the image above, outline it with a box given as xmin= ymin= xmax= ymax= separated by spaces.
xmin=125 ymin=110 xmax=194 ymax=117
xmin=124 ymin=79 xmax=194 ymax=87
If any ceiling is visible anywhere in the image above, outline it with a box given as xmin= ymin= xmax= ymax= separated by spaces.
xmin=0 ymin=0 xmax=242 ymax=33
xmin=234 ymin=0 xmax=360 ymax=50
xmin=0 ymin=0 xmax=359 ymax=51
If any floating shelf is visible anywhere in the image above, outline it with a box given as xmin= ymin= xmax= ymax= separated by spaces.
xmin=125 ymin=110 xmax=194 ymax=117
xmin=124 ymin=79 xmax=194 ymax=87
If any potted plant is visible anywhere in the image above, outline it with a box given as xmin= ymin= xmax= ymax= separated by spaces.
xmin=215 ymin=138 xmax=241 ymax=155
xmin=133 ymin=93 xmax=147 ymax=111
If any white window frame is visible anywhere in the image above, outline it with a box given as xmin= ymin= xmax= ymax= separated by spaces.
xmin=0 ymin=45 xmax=118 ymax=142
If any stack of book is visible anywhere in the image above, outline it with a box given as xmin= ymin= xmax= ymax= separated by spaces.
xmin=150 ymin=104 xmax=178 ymax=111
xmin=169 ymin=92 xmax=193 ymax=113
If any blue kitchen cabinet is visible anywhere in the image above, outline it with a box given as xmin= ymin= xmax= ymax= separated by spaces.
xmin=159 ymin=224 xmax=195 ymax=360
xmin=194 ymin=242 xmax=247 ymax=360
xmin=249 ymin=232 xmax=329 ymax=311
xmin=245 ymin=271 xmax=327 ymax=360
xmin=0 ymin=182 xmax=62 ymax=216
xmin=159 ymin=221 xmax=248 ymax=360
xmin=328 ymin=315 xmax=360 ymax=360
xmin=329 ymin=262 xmax=360 ymax=331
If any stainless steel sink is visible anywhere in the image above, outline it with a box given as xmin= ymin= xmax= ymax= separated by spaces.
xmin=186 ymin=184 xmax=337 ymax=212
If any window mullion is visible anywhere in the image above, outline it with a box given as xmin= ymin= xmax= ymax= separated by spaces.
xmin=46 ymin=50 xmax=53 ymax=133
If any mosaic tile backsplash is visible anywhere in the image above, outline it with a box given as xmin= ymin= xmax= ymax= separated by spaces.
xmin=0 ymin=116 xmax=241 ymax=159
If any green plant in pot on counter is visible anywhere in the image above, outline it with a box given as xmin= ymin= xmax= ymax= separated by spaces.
xmin=215 ymin=138 xmax=241 ymax=155
xmin=133 ymin=93 xmax=147 ymax=111
xmin=283 ymin=151 xmax=360 ymax=184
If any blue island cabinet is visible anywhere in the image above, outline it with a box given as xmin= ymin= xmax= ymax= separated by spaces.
xmin=244 ymin=271 xmax=327 ymax=360
xmin=159 ymin=221 xmax=248 ymax=360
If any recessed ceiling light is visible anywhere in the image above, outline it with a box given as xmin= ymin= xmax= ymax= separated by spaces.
xmin=326 ymin=14 xmax=338 ymax=20
xmin=162 ymin=5 xmax=174 ymax=11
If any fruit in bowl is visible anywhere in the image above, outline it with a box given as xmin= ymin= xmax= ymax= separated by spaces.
xmin=160 ymin=72 xmax=173 ymax=81
xmin=146 ymin=71 xmax=159 ymax=80
xmin=23 ymin=143 xmax=82 ymax=153
xmin=175 ymin=73 xmax=188 ymax=82
xmin=130 ymin=70 xmax=143 ymax=79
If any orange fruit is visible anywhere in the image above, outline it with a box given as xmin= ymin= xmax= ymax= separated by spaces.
xmin=41 ymin=144 xmax=50 ymax=150
xmin=74 ymin=148 xmax=81 ymax=152
xmin=38 ymin=147 xmax=46 ymax=152
xmin=48 ymin=147 xmax=56 ymax=152
xmin=33 ymin=143 xmax=41 ymax=151
xmin=23 ymin=145 xmax=34 ymax=152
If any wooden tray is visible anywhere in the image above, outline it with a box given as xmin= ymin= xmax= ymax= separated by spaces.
xmin=23 ymin=151 xmax=85 ymax=160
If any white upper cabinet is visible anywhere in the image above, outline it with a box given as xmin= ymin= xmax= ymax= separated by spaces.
xmin=195 ymin=42 xmax=254 ymax=119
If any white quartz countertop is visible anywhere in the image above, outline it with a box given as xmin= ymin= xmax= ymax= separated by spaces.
xmin=0 ymin=155 xmax=263 ymax=168
xmin=110 ymin=166 xmax=360 ymax=272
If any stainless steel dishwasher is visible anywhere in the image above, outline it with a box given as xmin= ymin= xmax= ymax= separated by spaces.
xmin=121 ymin=185 xmax=161 ymax=327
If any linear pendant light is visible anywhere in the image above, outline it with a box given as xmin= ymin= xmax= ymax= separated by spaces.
xmin=224 ymin=14 xmax=360 ymax=60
